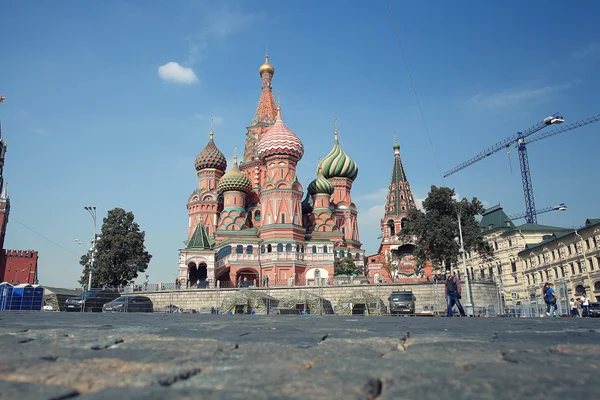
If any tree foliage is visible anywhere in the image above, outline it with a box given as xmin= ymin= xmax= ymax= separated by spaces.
xmin=381 ymin=252 xmax=396 ymax=281
xmin=334 ymin=257 xmax=363 ymax=276
xmin=79 ymin=208 xmax=152 ymax=288
xmin=402 ymin=185 xmax=493 ymax=272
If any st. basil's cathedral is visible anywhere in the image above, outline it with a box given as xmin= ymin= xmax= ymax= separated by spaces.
xmin=177 ymin=54 xmax=427 ymax=287
xmin=178 ymin=55 xmax=363 ymax=287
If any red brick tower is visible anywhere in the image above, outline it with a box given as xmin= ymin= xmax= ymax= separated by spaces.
xmin=366 ymin=138 xmax=430 ymax=282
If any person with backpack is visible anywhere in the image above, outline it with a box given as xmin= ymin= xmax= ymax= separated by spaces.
xmin=545 ymin=283 xmax=561 ymax=317
xmin=445 ymin=272 xmax=466 ymax=317
xmin=542 ymin=282 xmax=551 ymax=315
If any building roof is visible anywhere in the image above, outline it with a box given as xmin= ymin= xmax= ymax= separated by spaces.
xmin=480 ymin=205 xmax=515 ymax=234
xmin=186 ymin=223 xmax=212 ymax=250
xmin=500 ymin=223 xmax=571 ymax=237
xmin=517 ymin=218 xmax=600 ymax=255
xmin=382 ymin=139 xmax=415 ymax=219
xmin=319 ymin=131 xmax=358 ymax=181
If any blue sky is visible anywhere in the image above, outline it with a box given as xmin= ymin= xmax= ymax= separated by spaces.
xmin=1 ymin=1 xmax=599 ymax=288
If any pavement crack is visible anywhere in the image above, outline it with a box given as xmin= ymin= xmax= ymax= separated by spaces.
xmin=364 ymin=378 xmax=383 ymax=399
xmin=40 ymin=355 xmax=59 ymax=362
xmin=91 ymin=338 xmax=124 ymax=350
xmin=239 ymin=332 xmax=251 ymax=336
xmin=157 ymin=368 xmax=202 ymax=387
xmin=48 ymin=390 xmax=81 ymax=400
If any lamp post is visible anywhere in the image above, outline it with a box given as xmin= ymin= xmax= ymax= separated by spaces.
xmin=574 ymin=230 xmax=592 ymax=298
xmin=84 ymin=206 xmax=97 ymax=291
xmin=258 ymin=239 xmax=263 ymax=287
xmin=457 ymin=208 xmax=474 ymax=315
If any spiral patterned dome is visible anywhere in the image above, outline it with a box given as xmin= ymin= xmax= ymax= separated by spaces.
xmin=307 ymin=170 xmax=334 ymax=196
xmin=195 ymin=133 xmax=227 ymax=172
xmin=319 ymin=132 xmax=358 ymax=181
xmin=217 ymin=159 xmax=252 ymax=194
xmin=257 ymin=110 xmax=304 ymax=160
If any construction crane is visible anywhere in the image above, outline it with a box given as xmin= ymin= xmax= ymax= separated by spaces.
xmin=444 ymin=113 xmax=600 ymax=224
xmin=509 ymin=203 xmax=567 ymax=221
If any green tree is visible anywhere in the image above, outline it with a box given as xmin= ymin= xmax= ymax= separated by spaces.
xmin=381 ymin=252 xmax=396 ymax=281
xmin=403 ymin=185 xmax=493 ymax=272
xmin=79 ymin=208 xmax=152 ymax=288
xmin=334 ymin=256 xmax=363 ymax=276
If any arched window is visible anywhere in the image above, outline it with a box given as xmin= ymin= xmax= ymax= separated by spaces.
xmin=267 ymin=244 xmax=272 ymax=253
xmin=323 ymin=246 xmax=328 ymax=253
xmin=296 ymin=245 xmax=300 ymax=252
xmin=285 ymin=243 xmax=292 ymax=252
xmin=312 ymin=245 xmax=317 ymax=254
xmin=575 ymin=285 xmax=585 ymax=295
xmin=236 ymin=245 xmax=244 ymax=254
xmin=400 ymin=218 xmax=407 ymax=230
xmin=277 ymin=243 xmax=283 ymax=252
xmin=315 ymin=269 xmax=321 ymax=279
xmin=340 ymin=250 xmax=345 ymax=258
xmin=355 ymin=253 xmax=360 ymax=260
xmin=387 ymin=220 xmax=395 ymax=236
xmin=246 ymin=245 xmax=253 ymax=254
xmin=254 ymin=210 xmax=261 ymax=221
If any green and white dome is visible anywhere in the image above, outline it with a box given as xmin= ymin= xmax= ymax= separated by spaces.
xmin=217 ymin=159 xmax=252 ymax=194
xmin=307 ymin=169 xmax=334 ymax=196
xmin=319 ymin=132 xmax=358 ymax=181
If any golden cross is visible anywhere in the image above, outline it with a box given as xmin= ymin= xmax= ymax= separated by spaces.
xmin=210 ymin=118 xmax=214 ymax=131
xmin=266 ymin=44 xmax=268 ymax=57
xmin=334 ymin=117 xmax=338 ymax=132
xmin=394 ymin=132 xmax=398 ymax=143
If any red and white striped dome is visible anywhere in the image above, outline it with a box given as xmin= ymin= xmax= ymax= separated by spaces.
xmin=257 ymin=110 xmax=304 ymax=161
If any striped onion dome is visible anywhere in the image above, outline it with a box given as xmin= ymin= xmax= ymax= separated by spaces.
xmin=307 ymin=169 xmax=334 ymax=196
xmin=217 ymin=158 xmax=252 ymax=194
xmin=195 ymin=132 xmax=227 ymax=172
xmin=319 ymin=131 xmax=358 ymax=181
xmin=257 ymin=109 xmax=304 ymax=161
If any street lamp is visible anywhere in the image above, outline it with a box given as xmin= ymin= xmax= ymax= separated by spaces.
xmin=84 ymin=206 xmax=97 ymax=291
xmin=457 ymin=207 xmax=474 ymax=316
xmin=258 ymin=238 xmax=263 ymax=287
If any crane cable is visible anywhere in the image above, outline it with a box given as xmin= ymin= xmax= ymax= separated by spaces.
xmin=384 ymin=0 xmax=445 ymax=184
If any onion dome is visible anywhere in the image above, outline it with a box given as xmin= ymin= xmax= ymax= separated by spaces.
xmin=195 ymin=132 xmax=227 ymax=172
xmin=257 ymin=109 xmax=304 ymax=160
xmin=393 ymin=140 xmax=400 ymax=151
xmin=259 ymin=55 xmax=275 ymax=76
xmin=217 ymin=157 xmax=252 ymax=194
xmin=319 ymin=131 xmax=358 ymax=181
xmin=308 ymin=169 xmax=334 ymax=196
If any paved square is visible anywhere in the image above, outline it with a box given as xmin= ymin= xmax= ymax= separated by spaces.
xmin=0 ymin=312 xmax=598 ymax=399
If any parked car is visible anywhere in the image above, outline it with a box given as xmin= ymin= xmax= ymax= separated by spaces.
xmin=588 ymin=302 xmax=600 ymax=318
xmin=64 ymin=290 xmax=120 ymax=312
xmin=388 ymin=290 xmax=416 ymax=315
xmin=103 ymin=296 xmax=153 ymax=313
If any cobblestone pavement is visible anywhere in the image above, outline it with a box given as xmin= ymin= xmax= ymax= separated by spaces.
xmin=0 ymin=312 xmax=599 ymax=399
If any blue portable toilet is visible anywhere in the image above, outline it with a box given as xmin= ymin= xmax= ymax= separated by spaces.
xmin=9 ymin=284 xmax=23 ymax=310
xmin=32 ymin=285 xmax=44 ymax=311
xmin=0 ymin=282 xmax=12 ymax=311
xmin=19 ymin=284 xmax=34 ymax=310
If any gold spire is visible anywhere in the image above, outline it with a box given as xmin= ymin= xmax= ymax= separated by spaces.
xmin=234 ymin=145 xmax=238 ymax=164
xmin=259 ymin=53 xmax=275 ymax=76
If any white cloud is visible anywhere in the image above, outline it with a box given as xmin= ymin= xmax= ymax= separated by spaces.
xmin=357 ymin=188 xmax=388 ymax=202
xmin=571 ymin=43 xmax=600 ymax=59
xmin=468 ymin=80 xmax=581 ymax=108
xmin=414 ymin=197 xmax=424 ymax=211
xmin=158 ymin=62 xmax=198 ymax=84
xmin=195 ymin=114 xmax=224 ymax=125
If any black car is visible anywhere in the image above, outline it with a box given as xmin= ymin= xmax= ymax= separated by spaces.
xmin=64 ymin=290 xmax=120 ymax=312
xmin=103 ymin=296 xmax=153 ymax=313
xmin=588 ymin=302 xmax=600 ymax=318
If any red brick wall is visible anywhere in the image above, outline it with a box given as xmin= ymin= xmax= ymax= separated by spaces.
xmin=0 ymin=250 xmax=38 ymax=284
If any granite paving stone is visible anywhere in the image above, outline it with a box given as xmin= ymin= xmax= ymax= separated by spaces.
xmin=0 ymin=312 xmax=598 ymax=399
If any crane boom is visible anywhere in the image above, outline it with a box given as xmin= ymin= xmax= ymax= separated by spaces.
xmin=527 ymin=113 xmax=600 ymax=145
xmin=443 ymin=113 xmax=561 ymax=178
xmin=508 ymin=203 xmax=567 ymax=221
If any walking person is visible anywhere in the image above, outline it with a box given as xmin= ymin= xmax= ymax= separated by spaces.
xmin=579 ymin=292 xmax=591 ymax=317
xmin=545 ymin=283 xmax=561 ymax=317
xmin=569 ymin=298 xmax=579 ymax=317
xmin=445 ymin=272 xmax=466 ymax=317
xmin=542 ymin=282 xmax=551 ymax=316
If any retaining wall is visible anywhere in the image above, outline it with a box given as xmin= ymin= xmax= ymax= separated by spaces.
xmin=140 ymin=281 xmax=499 ymax=314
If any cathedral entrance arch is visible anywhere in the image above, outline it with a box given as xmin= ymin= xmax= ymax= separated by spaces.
xmin=387 ymin=219 xmax=395 ymax=236
xmin=188 ymin=262 xmax=198 ymax=287
xmin=236 ymin=269 xmax=258 ymax=287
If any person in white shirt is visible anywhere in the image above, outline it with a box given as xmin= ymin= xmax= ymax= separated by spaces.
xmin=569 ymin=298 xmax=579 ymax=317
xmin=579 ymin=292 xmax=591 ymax=317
